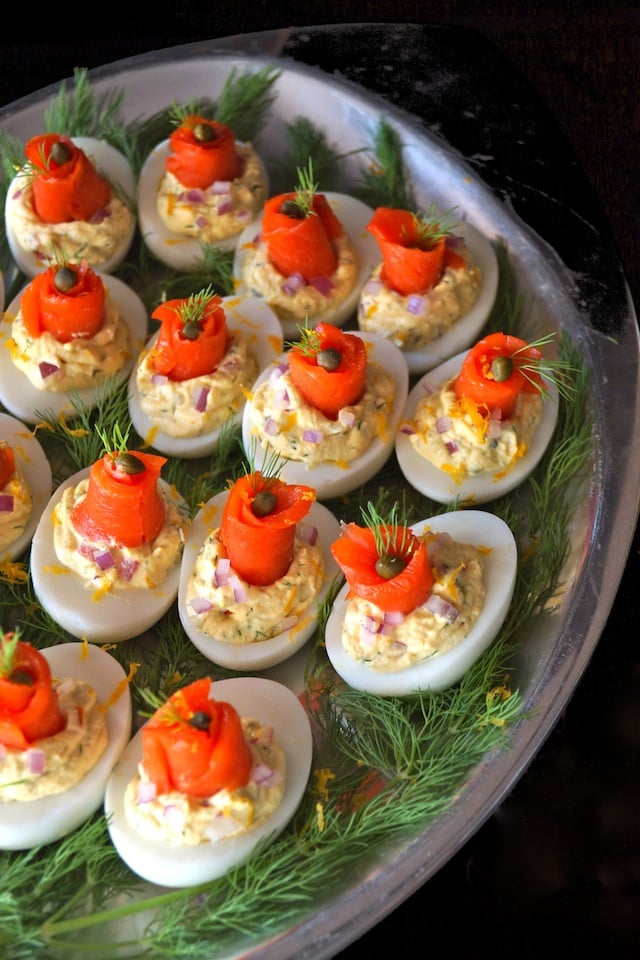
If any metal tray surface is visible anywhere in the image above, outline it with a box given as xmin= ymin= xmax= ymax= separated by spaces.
xmin=0 ymin=27 xmax=638 ymax=960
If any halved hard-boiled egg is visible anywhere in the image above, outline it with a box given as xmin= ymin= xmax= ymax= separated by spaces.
xmin=105 ymin=676 xmax=312 ymax=887
xmin=128 ymin=295 xmax=283 ymax=459
xmin=359 ymin=220 xmax=499 ymax=376
xmin=0 ymin=412 xmax=52 ymax=562
xmin=395 ymin=349 xmax=559 ymax=505
xmin=0 ymin=641 xmax=132 ymax=850
xmin=242 ymin=332 xmax=409 ymax=501
xmin=178 ymin=491 xmax=341 ymax=671
xmin=0 ymin=275 xmax=148 ymax=425
xmin=325 ymin=509 xmax=517 ymax=695
xmin=30 ymin=467 xmax=189 ymax=643
xmin=137 ymin=139 xmax=269 ymax=270
xmin=232 ymin=192 xmax=381 ymax=341
xmin=5 ymin=136 xmax=136 ymax=278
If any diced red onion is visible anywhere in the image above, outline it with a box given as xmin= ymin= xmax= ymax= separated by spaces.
xmin=297 ymin=522 xmax=318 ymax=546
xmin=193 ymin=385 xmax=210 ymax=412
xmin=384 ymin=610 xmax=405 ymax=626
xmin=204 ymin=814 xmax=242 ymax=840
xmin=269 ymin=363 xmax=288 ymax=384
xmin=252 ymin=763 xmax=275 ymax=785
xmin=254 ymin=724 xmax=274 ymax=744
xmin=196 ymin=215 xmax=207 ymax=228
xmin=119 ymin=558 xmax=140 ymax=581
xmin=190 ymin=596 xmax=214 ymax=614
xmin=273 ymin=386 xmax=290 ymax=408
xmin=399 ymin=423 xmax=415 ymax=436
xmin=363 ymin=279 xmax=384 ymax=296
xmin=263 ymin=417 xmax=278 ymax=436
xmin=407 ymin=294 xmax=428 ymax=315
xmin=309 ymin=275 xmax=334 ymax=297
xmin=89 ymin=207 xmax=110 ymax=224
xmin=162 ymin=804 xmax=186 ymax=830
xmin=362 ymin=614 xmax=380 ymax=634
xmin=65 ymin=706 xmax=83 ymax=731
xmin=229 ymin=574 xmax=247 ymax=604
xmin=338 ymin=409 xmax=356 ymax=429
xmin=151 ymin=373 xmax=169 ymax=385
xmin=39 ymin=361 xmax=59 ymax=379
xmin=278 ymin=615 xmax=298 ymax=634
xmin=236 ymin=209 xmax=251 ymax=222
xmin=28 ymin=748 xmax=46 ymax=775
xmin=214 ymin=557 xmax=231 ymax=587
xmin=281 ymin=272 xmax=305 ymax=296
xmin=436 ymin=416 xmax=452 ymax=433
xmin=445 ymin=440 xmax=459 ymax=454
xmin=359 ymin=625 xmax=378 ymax=647
xmin=303 ymin=429 xmax=323 ymax=444
xmin=217 ymin=198 xmax=234 ymax=216
xmin=446 ymin=234 xmax=464 ymax=249
xmin=179 ymin=189 xmax=205 ymax=203
xmin=0 ymin=495 xmax=14 ymax=512
xmin=424 ymin=593 xmax=459 ymax=623
xmin=210 ymin=181 xmax=232 ymax=195
xmin=421 ymin=379 xmax=437 ymax=395
xmin=137 ymin=780 xmax=157 ymax=803
xmin=93 ymin=549 xmax=115 ymax=571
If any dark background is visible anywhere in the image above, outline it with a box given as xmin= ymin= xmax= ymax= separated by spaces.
xmin=1 ymin=3 xmax=639 ymax=957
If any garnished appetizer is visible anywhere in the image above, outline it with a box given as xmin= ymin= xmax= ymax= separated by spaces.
xmin=242 ymin=322 xmax=408 ymax=500
xmin=325 ymin=504 xmax=517 ymax=695
xmin=396 ymin=332 xmax=568 ymax=504
xmin=232 ymin=161 xmax=380 ymax=339
xmin=128 ymin=286 xmax=282 ymax=459
xmin=105 ymin=676 xmax=312 ymax=886
xmin=0 ymin=630 xmax=132 ymax=850
xmin=4 ymin=133 xmax=136 ymax=278
xmin=178 ymin=453 xmax=341 ymax=670
xmin=0 ymin=259 xmax=147 ymax=425
xmin=137 ymin=110 xmax=269 ymax=270
xmin=359 ymin=205 xmax=498 ymax=375
xmin=0 ymin=412 xmax=51 ymax=562
xmin=30 ymin=427 xmax=190 ymax=643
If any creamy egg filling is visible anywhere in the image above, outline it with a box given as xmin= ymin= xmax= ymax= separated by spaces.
xmin=124 ymin=717 xmax=286 ymax=845
xmin=0 ymin=463 xmax=32 ymax=551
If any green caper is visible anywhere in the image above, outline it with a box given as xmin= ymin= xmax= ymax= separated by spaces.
xmin=115 ymin=452 xmax=146 ymax=475
xmin=251 ymin=490 xmax=277 ymax=517
xmin=8 ymin=669 xmax=33 ymax=686
xmin=374 ymin=554 xmax=407 ymax=579
xmin=280 ymin=199 xmax=305 ymax=219
xmin=193 ymin=123 xmax=216 ymax=143
xmin=50 ymin=141 xmax=71 ymax=165
xmin=189 ymin=711 xmax=211 ymax=731
xmin=490 ymin=355 xmax=513 ymax=382
xmin=181 ymin=320 xmax=201 ymax=340
xmin=317 ymin=348 xmax=342 ymax=371
xmin=53 ymin=265 xmax=78 ymax=293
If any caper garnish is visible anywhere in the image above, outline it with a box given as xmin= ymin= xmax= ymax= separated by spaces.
xmin=181 ymin=320 xmax=201 ymax=340
xmin=374 ymin=554 xmax=407 ymax=579
xmin=193 ymin=122 xmax=216 ymax=143
xmin=50 ymin=141 xmax=71 ymax=166
xmin=490 ymin=355 xmax=513 ymax=382
xmin=115 ymin=452 xmax=146 ymax=475
xmin=280 ymin=199 xmax=305 ymax=219
xmin=53 ymin=265 xmax=78 ymax=293
xmin=251 ymin=490 xmax=277 ymax=517
xmin=317 ymin=348 xmax=342 ymax=371
xmin=8 ymin=669 xmax=33 ymax=686
xmin=189 ymin=711 xmax=211 ymax=731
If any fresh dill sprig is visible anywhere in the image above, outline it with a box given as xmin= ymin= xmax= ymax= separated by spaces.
xmin=136 ymin=246 xmax=235 ymax=313
xmin=354 ymin=116 xmax=417 ymax=209
xmin=510 ymin=332 xmax=579 ymax=401
xmin=411 ymin=204 xmax=460 ymax=247
xmin=290 ymin=158 xmax=318 ymax=218
xmin=43 ymin=67 xmax=127 ymax=143
xmin=274 ymin=115 xmax=346 ymax=193
xmin=359 ymin=500 xmax=415 ymax=566
xmin=214 ymin=66 xmax=280 ymax=142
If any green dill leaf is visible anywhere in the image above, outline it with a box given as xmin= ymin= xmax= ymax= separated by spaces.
xmin=354 ymin=116 xmax=417 ymax=209
xmin=214 ymin=66 xmax=280 ymax=141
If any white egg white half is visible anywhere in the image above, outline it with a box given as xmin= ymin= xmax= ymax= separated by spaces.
xmin=137 ymin=139 xmax=269 ymax=269
xmin=325 ymin=509 xmax=517 ymax=695
xmin=0 ymin=275 xmax=148 ymax=425
xmin=0 ymin=412 xmax=52 ymax=562
xmin=232 ymin=192 xmax=381 ymax=340
xmin=360 ymin=220 xmax=499 ymax=376
xmin=5 ymin=136 xmax=136 ymax=279
xmin=242 ymin=331 xmax=409 ymax=501
xmin=30 ymin=469 xmax=189 ymax=643
xmin=0 ymin=270 xmax=4 ymax=312
xmin=0 ymin=642 xmax=132 ymax=850
xmin=105 ymin=676 xmax=313 ymax=887
xmin=395 ymin=349 xmax=559 ymax=505
xmin=128 ymin=295 xmax=283 ymax=459
xmin=178 ymin=492 xmax=342 ymax=670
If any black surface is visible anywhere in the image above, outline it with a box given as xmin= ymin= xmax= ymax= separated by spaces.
xmin=1 ymin=9 xmax=639 ymax=958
